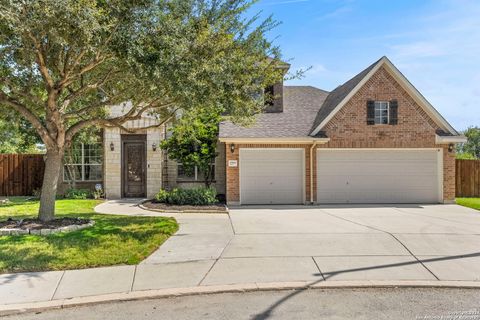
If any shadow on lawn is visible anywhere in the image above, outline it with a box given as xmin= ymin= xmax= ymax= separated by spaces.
xmin=0 ymin=203 xmax=178 ymax=274
xmin=252 ymin=251 xmax=480 ymax=320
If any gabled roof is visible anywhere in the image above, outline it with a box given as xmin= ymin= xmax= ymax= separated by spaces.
xmin=219 ymin=86 xmax=329 ymax=138
xmin=310 ymin=56 xmax=459 ymax=136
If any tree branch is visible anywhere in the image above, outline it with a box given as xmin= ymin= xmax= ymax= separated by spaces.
xmin=0 ymin=93 xmax=54 ymax=146
xmin=27 ymin=32 xmax=54 ymax=90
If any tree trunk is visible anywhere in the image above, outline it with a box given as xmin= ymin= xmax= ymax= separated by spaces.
xmin=38 ymin=149 xmax=63 ymax=221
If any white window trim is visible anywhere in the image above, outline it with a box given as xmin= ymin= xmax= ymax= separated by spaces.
xmin=374 ymin=101 xmax=390 ymax=125
xmin=63 ymin=143 xmax=103 ymax=182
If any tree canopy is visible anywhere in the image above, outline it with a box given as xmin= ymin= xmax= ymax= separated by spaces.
xmin=161 ymin=106 xmax=221 ymax=187
xmin=0 ymin=0 xmax=287 ymax=220
xmin=457 ymin=126 xmax=480 ymax=159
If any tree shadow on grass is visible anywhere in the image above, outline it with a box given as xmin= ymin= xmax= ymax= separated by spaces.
xmin=0 ymin=213 xmax=178 ymax=274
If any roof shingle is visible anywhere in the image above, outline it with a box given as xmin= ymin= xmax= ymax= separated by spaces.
xmin=219 ymin=86 xmax=329 ymax=138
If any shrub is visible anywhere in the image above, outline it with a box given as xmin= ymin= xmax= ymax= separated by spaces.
xmin=154 ymin=189 xmax=169 ymax=203
xmin=65 ymin=188 xmax=92 ymax=199
xmin=154 ymin=187 xmax=218 ymax=206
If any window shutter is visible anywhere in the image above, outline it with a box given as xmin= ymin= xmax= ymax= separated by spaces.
xmin=366 ymin=100 xmax=375 ymax=125
xmin=389 ymin=100 xmax=398 ymax=125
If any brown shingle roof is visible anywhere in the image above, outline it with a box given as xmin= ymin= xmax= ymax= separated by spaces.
xmin=219 ymin=86 xmax=329 ymax=138
xmin=309 ymin=57 xmax=383 ymax=134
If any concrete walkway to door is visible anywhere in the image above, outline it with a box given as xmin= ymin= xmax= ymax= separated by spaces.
xmin=1 ymin=201 xmax=480 ymax=310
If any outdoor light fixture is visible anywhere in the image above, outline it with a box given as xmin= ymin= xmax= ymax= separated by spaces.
xmin=152 ymin=143 xmax=157 ymax=152
xmin=110 ymin=142 xmax=114 ymax=151
xmin=230 ymin=143 xmax=235 ymax=153
xmin=448 ymin=143 xmax=454 ymax=153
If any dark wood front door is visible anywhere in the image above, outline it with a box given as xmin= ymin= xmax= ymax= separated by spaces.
xmin=122 ymin=139 xmax=146 ymax=198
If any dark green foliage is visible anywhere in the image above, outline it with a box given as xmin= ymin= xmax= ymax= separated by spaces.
xmin=65 ymin=188 xmax=92 ymax=200
xmin=161 ymin=107 xmax=220 ymax=187
xmin=154 ymin=188 xmax=218 ymax=206
xmin=0 ymin=0 xmax=289 ymax=219
xmin=457 ymin=126 xmax=480 ymax=159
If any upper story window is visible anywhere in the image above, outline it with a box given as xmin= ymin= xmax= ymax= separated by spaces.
xmin=367 ymin=100 xmax=398 ymax=125
xmin=374 ymin=101 xmax=389 ymax=124
xmin=63 ymin=143 xmax=103 ymax=182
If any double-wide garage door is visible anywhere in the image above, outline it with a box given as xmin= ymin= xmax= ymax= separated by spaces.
xmin=240 ymin=149 xmax=304 ymax=204
xmin=317 ymin=149 xmax=441 ymax=204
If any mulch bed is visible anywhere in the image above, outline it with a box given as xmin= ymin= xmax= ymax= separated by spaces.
xmin=0 ymin=217 xmax=91 ymax=230
xmin=142 ymin=201 xmax=228 ymax=213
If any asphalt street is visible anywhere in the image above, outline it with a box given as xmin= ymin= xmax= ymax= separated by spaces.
xmin=6 ymin=288 xmax=480 ymax=320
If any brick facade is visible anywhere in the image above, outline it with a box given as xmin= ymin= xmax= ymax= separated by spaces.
xmin=225 ymin=66 xmax=456 ymax=204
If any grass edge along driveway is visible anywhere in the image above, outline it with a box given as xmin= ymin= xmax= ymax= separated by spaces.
xmin=456 ymin=197 xmax=480 ymax=211
xmin=0 ymin=197 xmax=178 ymax=274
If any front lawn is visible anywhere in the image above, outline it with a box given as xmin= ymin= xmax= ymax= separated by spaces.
xmin=0 ymin=197 xmax=178 ymax=274
xmin=456 ymin=198 xmax=480 ymax=211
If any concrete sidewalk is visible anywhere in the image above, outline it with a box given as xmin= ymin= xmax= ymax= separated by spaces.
xmin=2 ymin=201 xmax=480 ymax=311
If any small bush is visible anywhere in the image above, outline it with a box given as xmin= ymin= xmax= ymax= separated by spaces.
xmin=154 ymin=187 xmax=218 ymax=206
xmin=65 ymin=188 xmax=92 ymax=199
xmin=155 ymin=189 xmax=169 ymax=203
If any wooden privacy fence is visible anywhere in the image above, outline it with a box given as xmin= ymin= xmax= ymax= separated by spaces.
xmin=0 ymin=154 xmax=45 ymax=196
xmin=456 ymin=159 xmax=480 ymax=197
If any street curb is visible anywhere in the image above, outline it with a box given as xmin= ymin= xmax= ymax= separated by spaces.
xmin=1 ymin=280 xmax=480 ymax=317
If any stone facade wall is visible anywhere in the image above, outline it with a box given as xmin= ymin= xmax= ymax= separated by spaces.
xmin=103 ymin=126 xmax=163 ymax=199
xmin=103 ymin=127 xmax=122 ymax=199
xmin=146 ymin=128 xmax=163 ymax=198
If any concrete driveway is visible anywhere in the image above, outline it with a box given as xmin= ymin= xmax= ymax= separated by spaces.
xmin=144 ymin=203 xmax=480 ymax=285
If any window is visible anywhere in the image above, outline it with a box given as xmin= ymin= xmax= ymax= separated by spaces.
xmin=177 ymin=163 xmax=215 ymax=181
xmin=374 ymin=101 xmax=389 ymax=124
xmin=64 ymin=143 xmax=103 ymax=181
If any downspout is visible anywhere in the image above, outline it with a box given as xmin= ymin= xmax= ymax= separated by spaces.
xmin=309 ymin=141 xmax=317 ymax=204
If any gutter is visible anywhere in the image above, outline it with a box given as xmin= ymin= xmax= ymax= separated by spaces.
xmin=435 ymin=135 xmax=467 ymax=144
xmin=218 ymin=137 xmax=330 ymax=144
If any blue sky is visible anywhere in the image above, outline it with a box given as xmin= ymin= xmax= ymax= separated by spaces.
xmin=251 ymin=0 xmax=480 ymax=131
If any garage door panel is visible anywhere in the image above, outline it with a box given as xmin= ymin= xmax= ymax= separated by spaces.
xmin=317 ymin=149 xmax=440 ymax=204
xmin=240 ymin=149 xmax=304 ymax=205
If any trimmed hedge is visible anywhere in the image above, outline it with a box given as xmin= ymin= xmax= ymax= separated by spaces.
xmin=154 ymin=187 xmax=218 ymax=206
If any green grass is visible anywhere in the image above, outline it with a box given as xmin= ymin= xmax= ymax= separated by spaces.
xmin=0 ymin=197 xmax=178 ymax=274
xmin=456 ymin=198 xmax=480 ymax=211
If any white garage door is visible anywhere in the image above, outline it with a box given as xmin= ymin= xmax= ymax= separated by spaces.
xmin=317 ymin=149 xmax=441 ymax=204
xmin=240 ymin=149 xmax=304 ymax=204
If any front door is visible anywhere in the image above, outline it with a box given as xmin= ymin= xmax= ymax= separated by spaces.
xmin=122 ymin=138 xmax=146 ymax=198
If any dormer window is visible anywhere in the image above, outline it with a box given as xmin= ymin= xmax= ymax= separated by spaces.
xmin=374 ymin=101 xmax=389 ymax=124
xmin=367 ymin=100 xmax=398 ymax=125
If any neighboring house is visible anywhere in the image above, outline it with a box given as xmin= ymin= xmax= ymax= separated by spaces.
xmin=61 ymin=56 xmax=465 ymax=204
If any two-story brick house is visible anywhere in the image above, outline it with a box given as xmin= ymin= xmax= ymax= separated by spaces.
xmin=219 ymin=56 xmax=466 ymax=205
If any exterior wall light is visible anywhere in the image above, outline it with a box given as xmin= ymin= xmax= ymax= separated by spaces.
xmin=448 ymin=143 xmax=454 ymax=153
xmin=110 ymin=142 xmax=114 ymax=151
xmin=152 ymin=143 xmax=157 ymax=152
xmin=230 ymin=143 xmax=235 ymax=153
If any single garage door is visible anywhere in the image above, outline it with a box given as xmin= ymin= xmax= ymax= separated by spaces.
xmin=317 ymin=149 xmax=441 ymax=204
xmin=240 ymin=149 xmax=304 ymax=204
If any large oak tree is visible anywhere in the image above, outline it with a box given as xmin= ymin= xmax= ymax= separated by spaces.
xmin=0 ymin=0 xmax=285 ymax=221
